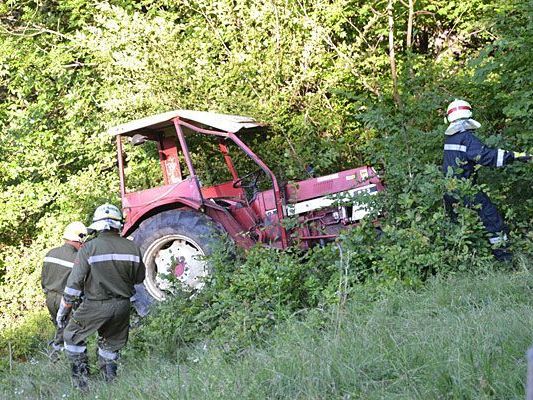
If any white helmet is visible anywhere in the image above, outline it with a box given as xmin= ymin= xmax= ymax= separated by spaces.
xmin=90 ymin=203 xmax=123 ymax=231
xmin=446 ymin=99 xmax=472 ymax=123
xmin=63 ymin=221 xmax=88 ymax=242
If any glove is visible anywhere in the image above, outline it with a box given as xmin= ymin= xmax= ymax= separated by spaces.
xmin=513 ymin=151 xmax=532 ymax=162
xmin=56 ymin=298 xmax=72 ymax=329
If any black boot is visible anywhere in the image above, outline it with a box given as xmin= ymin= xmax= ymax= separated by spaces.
xmin=103 ymin=361 xmax=118 ymax=382
xmin=49 ymin=342 xmax=63 ymax=363
xmin=493 ymin=247 xmax=513 ymax=262
xmin=68 ymin=353 xmax=89 ymax=391
xmin=98 ymin=354 xmax=118 ymax=382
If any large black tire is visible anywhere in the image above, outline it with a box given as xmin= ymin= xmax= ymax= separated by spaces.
xmin=131 ymin=210 xmax=225 ymax=303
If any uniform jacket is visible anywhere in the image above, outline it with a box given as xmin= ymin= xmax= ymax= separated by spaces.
xmin=42 ymin=243 xmax=78 ymax=294
xmin=64 ymin=231 xmax=145 ymax=301
xmin=442 ymin=129 xmax=515 ymax=180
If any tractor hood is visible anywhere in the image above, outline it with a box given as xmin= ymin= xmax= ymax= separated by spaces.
xmin=107 ymin=110 xmax=265 ymax=137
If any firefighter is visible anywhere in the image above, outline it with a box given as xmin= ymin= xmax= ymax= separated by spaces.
xmin=56 ymin=203 xmax=145 ymax=390
xmin=443 ymin=99 xmax=532 ymax=261
xmin=41 ymin=221 xmax=87 ymax=359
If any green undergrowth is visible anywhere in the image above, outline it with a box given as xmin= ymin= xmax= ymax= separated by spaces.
xmin=2 ymin=269 xmax=533 ymax=399
xmin=128 ymin=169 xmax=529 ymax=360
xmin=0 ymin=310 xmax=53 ymax=371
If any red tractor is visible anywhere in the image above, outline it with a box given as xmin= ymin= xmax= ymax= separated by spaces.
xmin=109 ymin=110 xmax=384 ymax=302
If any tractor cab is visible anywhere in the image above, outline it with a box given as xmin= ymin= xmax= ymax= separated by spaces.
xmin=109 ymin=110 xmax=288 ymax=249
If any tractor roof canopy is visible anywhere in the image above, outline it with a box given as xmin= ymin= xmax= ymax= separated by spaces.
xmin=108 ymin=110 xmax=265 ymax=137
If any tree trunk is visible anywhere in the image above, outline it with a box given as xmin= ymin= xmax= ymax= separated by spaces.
xmin=387 ymin=0 xmax=401 ymax=107
xmin=406 ymin=0 xmax=414 ymax=49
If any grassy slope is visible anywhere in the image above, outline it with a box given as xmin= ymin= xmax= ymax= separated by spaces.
xmin=2 ymin=268 xmax=533 ymax=399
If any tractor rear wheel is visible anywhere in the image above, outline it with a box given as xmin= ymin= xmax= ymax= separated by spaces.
xmin=131 ymin=210 xmax=225 ymax=302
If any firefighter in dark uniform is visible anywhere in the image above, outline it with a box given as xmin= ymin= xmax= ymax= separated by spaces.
xmin=56 ymin=204 xmax=145 ymax=390
xmin=41 ymin=221 xmax=87 ymax=358
xmin=443 ymin=99 xmax=532 ymax=261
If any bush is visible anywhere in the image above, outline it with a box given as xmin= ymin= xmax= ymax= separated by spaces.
xmin=129 ymin=147 xmax=528 ymax=358
xmin=129 ymin=243 xmax=341 ymax=358
xmin=0 ymin=310 xmax=53 ymax=372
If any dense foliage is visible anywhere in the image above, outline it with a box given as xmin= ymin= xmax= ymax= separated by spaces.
xmin=0 ymin=0 xmax=531 ymax=367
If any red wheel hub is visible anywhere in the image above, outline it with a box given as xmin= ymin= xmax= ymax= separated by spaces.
xmin=174 ymin=261 xmax=186 ymax=277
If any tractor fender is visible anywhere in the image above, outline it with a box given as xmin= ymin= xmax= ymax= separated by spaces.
xmin=122 ymin=197 xmax=201 ymax=238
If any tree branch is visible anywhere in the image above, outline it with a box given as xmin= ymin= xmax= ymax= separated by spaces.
xmin=0 ymin=23 xmax=71 ymax=40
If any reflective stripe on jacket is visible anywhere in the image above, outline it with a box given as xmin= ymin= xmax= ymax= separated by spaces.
xmin=442 ymin=129 xmax=514 ymax=179
xmin=65 ymin=231 xmax=145 ymax=300
xmin=42 ymin=243 xmax=78 ymax=294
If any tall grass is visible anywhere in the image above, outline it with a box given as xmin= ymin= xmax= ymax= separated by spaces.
xmin=2 ymin=269 xmax=533 ymax=399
